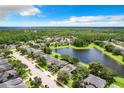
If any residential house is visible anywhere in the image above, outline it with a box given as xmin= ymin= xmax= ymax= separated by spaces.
xmin=60 ymin=64 xmax=76 ymax=74
xmin=80 ymin=74 xmax=107 ymax=88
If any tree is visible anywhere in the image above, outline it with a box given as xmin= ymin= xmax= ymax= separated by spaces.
xmin=45 ymin=42 xmax=50 ymax=47
xmin=69 ymin=57 xmax=79 ymax=65
xmin=55 ymin=54 xmax=58 ymax=58
xmin=19 ymin=48 xmax=28 ymax=55
xmin=72 ymin=64 xmax=89 ymax=81
xmin=43 ymin=47 xmax=52 ymax=54
xmin=57 ymin=70 xmax=70 ymax=84
xmin=89 ymin=62 xmax=104 ymax=76
xmin=34 ymin=77 xmax=42 ymax=87
xmin=112 ymin=48 xmax=121 ymax=55
xmin=3 ymin=50 xmax=12 ymax=57
xmin=61 ymin=54 xmax=79 ymax=64
xmin=61 ymin=54 xmax=70 ymax=61
xmin=73 ymin=39 xmax=84 ymax=47
xmin=36 ymin=56 xmax=47 ymax=67
xmin=105 ymin=44 xmax=114 ymax=52
xmin=27 ymin=52 xmax=34 ymax=58
xmin=48 ymin=63 xmax=59 ymax=74
xmin=72 ymin=80 xmax=80 ymax=88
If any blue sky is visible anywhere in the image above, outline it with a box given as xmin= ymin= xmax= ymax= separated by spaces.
xmin=1 ymin=5 xmax=124 ymax=27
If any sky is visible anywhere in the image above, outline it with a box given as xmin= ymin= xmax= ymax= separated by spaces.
xmin=1 ymin=5 xmax=124 ymax=27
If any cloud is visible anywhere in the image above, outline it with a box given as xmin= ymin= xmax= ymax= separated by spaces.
xmin=0 ymin=5 xmax=40 ymax=20
xmin=47 ymin=15 xmax=124 ymax=27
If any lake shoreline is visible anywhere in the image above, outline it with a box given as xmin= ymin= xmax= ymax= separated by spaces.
xmin=50 ymin=43 xmax=124 ymax=66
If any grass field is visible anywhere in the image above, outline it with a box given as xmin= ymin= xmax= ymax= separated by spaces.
xmin=114 ymin=77 xmax=124 ymax=88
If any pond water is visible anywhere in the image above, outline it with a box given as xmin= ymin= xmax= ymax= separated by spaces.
xmin=52 ymin=48 xmax=124 ymax=77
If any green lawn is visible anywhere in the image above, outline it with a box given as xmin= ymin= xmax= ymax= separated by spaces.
xmin=114 ymin=77 xmax=124 ymax=88
xmin=67 ymin=79 xmax=74 ymax=88
xmin=93 ymin=44 xmax=124 ymax=66
xmin=51 ymin=52 xmax=61 ymax=59
xmin=50 ymin=43 xmax=94 ymax=50
xmin=79 ymin=62 xmax=89 ymax=68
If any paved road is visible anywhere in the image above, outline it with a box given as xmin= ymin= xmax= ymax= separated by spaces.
xmin=12 ymin=52 xmax=62 ymax=88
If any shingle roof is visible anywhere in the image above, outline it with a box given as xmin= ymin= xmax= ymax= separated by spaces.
xmin=0 ymin=70 xmax=18 ymax=83
xmin=0 ymin=63 xmax=12 ymax=72
xmin=0 ymin=58 xmax=26 ymax=88
xmin=81 ymin=74 xmax=107 ymax=88
xmin=61 ymin=64 xmax=76 ymax=73
xmin=0 ymin=77 xmax=26 ymax=88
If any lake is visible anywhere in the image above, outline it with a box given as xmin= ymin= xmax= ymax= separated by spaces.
xmin=52 ymin=48 xmax=124 ymax=77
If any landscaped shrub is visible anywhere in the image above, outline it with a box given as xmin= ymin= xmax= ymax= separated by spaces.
xmin=57 ymin=70 xmax=70 ymax=84
xmin=43 ymin=47 xmax=52 ymax=54
xmin=36 ymin=56 xmax=47 ymax=67
xmin=55 ymin=54 xmax=58 ymax=58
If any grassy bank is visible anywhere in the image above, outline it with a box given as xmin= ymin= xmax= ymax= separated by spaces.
xmin=114 ymin=77 xmax=124 ymax=88
xmin=50 ymin=43 xmax=94 ymax=50
xmin=51 ymin=52 xmax=61 ymax=59
xmin=93 ymin=44 xmax=124 ymax=66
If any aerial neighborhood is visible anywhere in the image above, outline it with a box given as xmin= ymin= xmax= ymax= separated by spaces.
xmin=0 ymin=29 xmax=124 ymax=88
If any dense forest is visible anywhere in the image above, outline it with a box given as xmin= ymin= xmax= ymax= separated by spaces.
xmin=1 ymin=27 xmax=124 ymax=45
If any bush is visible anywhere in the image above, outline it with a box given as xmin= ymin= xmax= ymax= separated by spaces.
xmin=73 ymin=39 xmax=84 ymax=47
xmin=57 ymin=70 xmax=70 ymax=84
xmin=3 ymin=50 xmax=12 ymax=57
xmin=61 ymin=54 xmax=79 ymax=65
xmin=61 ymin=54 xmax=70 ymax=61
xmin=105 ymin=44 xmax=114 ymax=52
xmin=43 ymin=47 xmax=52 ymax=54
xmin=72 ymin=64 xmax=89 ymax=81
xmin=112 ymin=48 xmax=121 ymax=55
xmin=72 ymin=80 xmax=80 ymax=88
xmin=18 ymin=48 xmax=28 ymax=55
xmin=48 ymin=64 xmax=60 ymax=74
xmin=36 ymin=56 xmax=47 ymax=67
xmin=55 ymin=54 xmax=58 ymax=58
xmin=69 ymin=57 xmax=79 ymax=65
xmin=34 ymin=77 xmax=42 ymax=87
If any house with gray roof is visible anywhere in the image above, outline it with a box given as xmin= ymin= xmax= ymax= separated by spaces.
xmin=0 ymin=77 xmax=26 ymax=88
xmin=0 ymin=57 xmax=26 ymax=88
xmin=60 ymin=64 xmax=76 ymax=73
xmin=0 ymin=63 xmax=12 ymax=73
xmin=80 ymin=74 xmax=107 ymax=88
xmin=0 ymin=59 xmax=8 ymax=65
xmin=0 ymin=70 xmax=18 ymax=83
